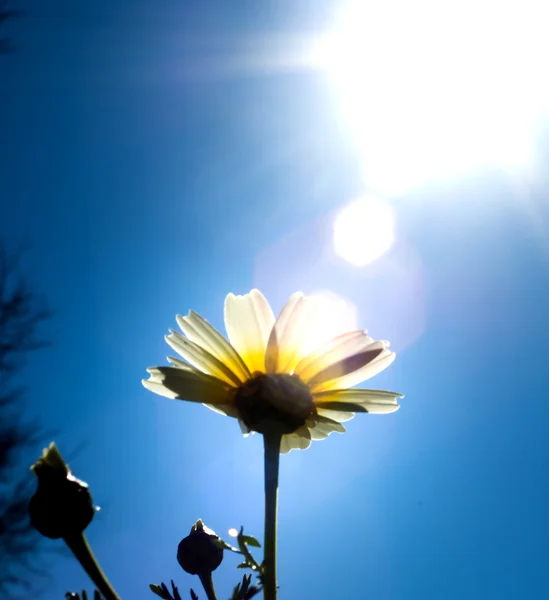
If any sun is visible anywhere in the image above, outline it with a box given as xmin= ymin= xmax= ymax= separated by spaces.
xmin=333 ymin=197 xmax=395 ymax=267
xmin=311 ymin=0 xmax=545 ymax=195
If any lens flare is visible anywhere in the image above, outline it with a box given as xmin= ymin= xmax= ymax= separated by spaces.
xmin=333 ymin=197 xmax=395 ymax=267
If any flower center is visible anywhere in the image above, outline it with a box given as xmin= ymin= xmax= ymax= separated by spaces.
xmin=234 ymin=373 xmax=316 ymax=436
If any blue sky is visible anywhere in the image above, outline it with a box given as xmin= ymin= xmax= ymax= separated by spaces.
xmin=2 ymin=1 xmax=549 ymax=599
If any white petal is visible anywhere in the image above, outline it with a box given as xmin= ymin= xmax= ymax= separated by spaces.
xmin=306 ymin=414 xmax=346 ymax=440
xmin=316 ymin=407 xmax=356 ymax=423
xmin=204 ymin=403 xmax=240 ymax=419
xmin=314 ymin=388 xmax=403 ymax=414
xmin=224 ymin=289 xmax=275 ymax=374
xmin=162 ymin=357 xmax=202 ymax=375
xmin=142 ymin=367 xmax=233 ymax=407
xmin=298 ymin=334 xmax=387 ymax=390
xmin=265 ymin=293 xmax=322 ymax=374
xmin=166 ymin=331 xmax=241 ymax=387
xmin=238 ymin=419 xmax=252 ymax=437
xmin=176 ymin=310 xmax=251 ymax=383
xmin=279 ymin=426 xmax=312 ymax=454
xmin=294 ymin=331 xmax=372 ymax=381
xmin=312 ymin=349 xmax=396 ymax=393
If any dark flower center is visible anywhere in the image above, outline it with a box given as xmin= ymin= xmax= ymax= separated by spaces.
xmin=234 ymin=373 xmax=315 ymax=436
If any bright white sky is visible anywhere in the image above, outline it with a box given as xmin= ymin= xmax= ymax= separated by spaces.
xmin=311 ymin=0 xmax=548 ymax=196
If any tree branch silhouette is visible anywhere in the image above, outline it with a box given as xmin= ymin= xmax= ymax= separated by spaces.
xmin=0 ymin=1 xmax=24 ymax=54
xmin=0 ymin=242 xmax=52 ymax=598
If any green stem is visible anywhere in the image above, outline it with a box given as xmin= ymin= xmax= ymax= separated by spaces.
xmin=198 ymin=571 xmax=218 ymax=600
xmin=262 ymin=433 xmax=281 ymax=600
xmin=63 ymin=532 xmax=120 ymax=600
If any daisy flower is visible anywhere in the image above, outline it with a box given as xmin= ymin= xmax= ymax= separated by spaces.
xmin=143 ymin=289 xmax=402 ymax=454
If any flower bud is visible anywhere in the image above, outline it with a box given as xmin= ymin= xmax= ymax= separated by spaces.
xmin=177 ymin=519 xmax=224 ymax=575
xmin=28 ymin=443 xmax=95 ymax=539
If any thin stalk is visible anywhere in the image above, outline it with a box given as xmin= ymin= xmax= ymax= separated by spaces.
xmin=63 ymin=532 xmax=120 ymax=600
xmin=198 ymin=571 xmax=218 ymax=600
xmin=262 ymin=433 xmax=281 ymax=600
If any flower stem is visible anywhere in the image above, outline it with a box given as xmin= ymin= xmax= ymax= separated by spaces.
xmin=63 ymin=532 xmax=120 ymax=600
xmin=198 ymin=571 xmax=218 ymax=600
xmin=262 ymin=433 xmax=281 ymax=600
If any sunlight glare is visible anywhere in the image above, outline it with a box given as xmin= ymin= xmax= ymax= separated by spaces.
xmin=333 ymin=197 xmax=395 ymax=267
xmin=228 ymin=528 xmax=238 ymax=537
xmin=311 ymin=0 xmax=546 ymax=195
xmin=296 ymin=291 xmax=358 ymax=360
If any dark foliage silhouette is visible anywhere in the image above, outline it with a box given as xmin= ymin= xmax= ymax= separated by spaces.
xmin=0 ymin=1 xmax=23 ymax=54
xmin=0 ymin=243 xmax=52 ymax=597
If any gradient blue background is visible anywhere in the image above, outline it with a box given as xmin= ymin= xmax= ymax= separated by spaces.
xmin=2 ymin=1 xmax=549 ymax=599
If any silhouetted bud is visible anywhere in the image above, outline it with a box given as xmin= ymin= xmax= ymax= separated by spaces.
xmin=29 ymin=443 xmax=95 ymax=539
xmin=177 ymin=519 xmax=224 ymax=575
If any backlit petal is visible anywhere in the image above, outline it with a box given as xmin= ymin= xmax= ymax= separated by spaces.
xmin=142 ymin=367 xmax=233 ymax=406
xmin=265 ymin=292 xmax=302 ymax=373
xmin=265 ymin=293 xmax=323 ymax=374
xmin=316 ymin=407 xmax=356 ymax=423
xmin=166 ymin=331 xmax=242 ymax=387
xmin=294 ymin=330 xmax=373 ymax=381
xmin=280 ymin=426 xmax=312 ymax=454
xmin=314 ymin=388 xmax=403 ymax=413
xmin=302 ymin=337 xmax=387 ymax=391
xmin=224 ymin=290 xmax=275 ymax=373
xmin=238 ymin=419 xmax=252 ymax=436
xmin=306 ymin=414 xmax=346 ymax=440
xmin=177 ymin=310 xmax=251 ymax=383
xmin=312 ymin=349 xmax=396 ymax=393
xmin=204 ymin=403 xmax=240 ymax=419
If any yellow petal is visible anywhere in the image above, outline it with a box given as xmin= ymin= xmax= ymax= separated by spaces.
xmin=313 ymin=388 xmax=402 ymax=413
xmin=142 ymin=366 xmax=233 ymax=406
xmin=265 ymin=293 xmax=323 ymax=374
xmin=265 ymin=292 xmax=302 ymax=373
xmin=166 ymin=331 xmax=241 ymax=387
xmin=176 ymin=310 xmax=251 ymax=383
xmin=224 ymin=289 xmax=275 ymax=373
xmin=312 ymin=349 xmax=396 ymax=393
